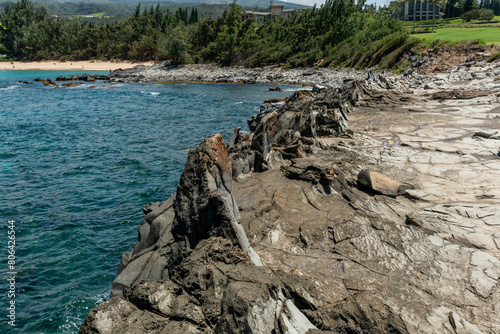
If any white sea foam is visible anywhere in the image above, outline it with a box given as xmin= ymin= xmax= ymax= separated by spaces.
xmin=283 ymin=86 xmax=312 ymax=92
xmin=0 ymin=85 xmax=20 ymax=90
xmin=93 ymin=292 xmax=108 ymax=304
xmin=140 ymin=90 xmax=160 ymax=95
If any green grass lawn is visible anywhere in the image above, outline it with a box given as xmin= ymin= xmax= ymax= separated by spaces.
xmin=418 ymin=27 xmax=500 ymax=44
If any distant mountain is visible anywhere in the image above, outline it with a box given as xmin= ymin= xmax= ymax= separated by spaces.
xmin=0 ymin=0 xmax=309 ymax=11
xmin=106 ymin=0 xmax=307 ymax=9
xmin=0 ymin=0 xmax=309 ymax=21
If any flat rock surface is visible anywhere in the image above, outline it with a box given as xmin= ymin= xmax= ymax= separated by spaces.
xmin=234 ymin=68 xmax=500 ymax=333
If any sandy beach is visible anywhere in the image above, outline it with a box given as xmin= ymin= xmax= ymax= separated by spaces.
xmin=0 ymin=60 xmax=154 ymax=71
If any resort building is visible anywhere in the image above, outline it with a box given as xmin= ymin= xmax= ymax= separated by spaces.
xmin=390 ymin=0 xmax=444 ymax=21
xmin=240 ymin=4 xmax=310 ymax=24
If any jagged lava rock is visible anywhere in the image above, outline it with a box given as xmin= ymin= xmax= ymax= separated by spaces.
xmin=170 ymin=134 xmax=261 ymax=267
xmin=109 ymin=134 xmax=260 ymax=298
xmin=80 ymin=237 xmax=320 ymax=334
xmin=82 ymin=77 xmax=500 ymax=334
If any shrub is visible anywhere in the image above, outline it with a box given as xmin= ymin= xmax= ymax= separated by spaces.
xmin=479 ymin=9 xmax=495 ymax=21
xmin=461 ymin=9 xmax=494 ymax=22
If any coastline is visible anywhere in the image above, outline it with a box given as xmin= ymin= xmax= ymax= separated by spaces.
xmin=81 ymin=58 xmax=500 ymax=333
xmin=0 ymin=60 xmax=154 ymax=71
xmin=109 ymin=63 xmax=369 ymax=87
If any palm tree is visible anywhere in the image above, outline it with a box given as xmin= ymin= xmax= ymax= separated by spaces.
xmin=399 ymin=0 xmax=419 ymax=33
xmin=398 ymin=0 xmax=420 ymax=34
xmin=413 ymin=0 xmax=420 ymax=33
xmin=430 ymin=0 xmax=444 ymax=32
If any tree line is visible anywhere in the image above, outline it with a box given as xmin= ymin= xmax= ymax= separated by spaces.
xmin=0 ymin=0 xmax=411 ymax=69
xmin=444 ymin=0 xmax=500 ymax=18
xmin=0 ymin=0 xmax=201 ymax=60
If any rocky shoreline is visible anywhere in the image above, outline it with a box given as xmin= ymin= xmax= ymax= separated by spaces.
xmin=104 ymin=49 xmax=498 ymax=89
xmin=80 ymin=59 xmax=500 ymax=333
xmin=108 ymin=63 xmax=368 ymax=87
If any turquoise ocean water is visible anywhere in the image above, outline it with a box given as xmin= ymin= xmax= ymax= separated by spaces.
xmin=0 ymin=70 xmax=298 ymax=333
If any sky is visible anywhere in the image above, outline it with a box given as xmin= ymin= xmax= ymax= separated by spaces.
xmin=284 ymin=0 xmax=389 ymax=7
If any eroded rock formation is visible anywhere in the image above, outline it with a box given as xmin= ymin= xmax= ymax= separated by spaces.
xmin=81 ymin=72 xmax=500 ymax=333
xmin=109 ymin=134 xmax=261 ymax=299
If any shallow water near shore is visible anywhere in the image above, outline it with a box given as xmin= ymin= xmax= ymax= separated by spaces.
xmin=0 ymin=70 xmax=298 ymax=333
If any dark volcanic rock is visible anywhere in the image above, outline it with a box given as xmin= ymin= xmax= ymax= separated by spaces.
xmin=170 ymin=134 xmax=261 ymax=267
xmin=247 ymin=100 xmax=284 ymax=132
xmin=81 ymin=237 xmax=319 ymax=334
xmin=281 ymin=158 xmax=337 ymax=186
xmin=34 ymin=78 xmax=57 ymax=86
xmin=234 ymin=86 xmax=352 ymax=178
xmin=108 ymin=134 xmax=260 ymax=298
xmin=109 ymin=65 xmax=149 ymax=81
xmin=251 ymin=110 xmax=278 ymax=163
xmin=56 ymin=75 xmax=79 ymax=81
xmin=55 ymin=74 xmax=110 ymax=82
xmin=81 ymin=79 xmax=500 ymax=334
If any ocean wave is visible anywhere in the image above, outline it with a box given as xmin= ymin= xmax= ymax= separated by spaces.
xmin=0 ymin=85 xmax=20 ymax=91
xmin=140 ymin=91 xmax=160 ymax=95
xmin=283 ymin=86 xmax=312 ymax=92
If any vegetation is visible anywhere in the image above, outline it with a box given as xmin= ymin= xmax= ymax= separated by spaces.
xmin=0 ymin=0 xmax=419 ymax=70
xmin=0 ymin=0 xmax=201 ymax=61
xmin=444 ymin=0 xmax=500 ymax=18
xmin=461 ymin=8 xmax=495 ymax=21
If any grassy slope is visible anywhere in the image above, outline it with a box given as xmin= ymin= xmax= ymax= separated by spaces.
xmin=418 ymin=27 xmax=500 ymax=44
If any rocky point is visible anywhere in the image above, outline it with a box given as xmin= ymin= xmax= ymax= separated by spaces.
xmin=81 ymin=57 xmax=500 ymax=333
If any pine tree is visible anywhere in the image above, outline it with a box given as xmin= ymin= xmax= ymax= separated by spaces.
xmin=464 ymin=0 xmax=475 ymax=12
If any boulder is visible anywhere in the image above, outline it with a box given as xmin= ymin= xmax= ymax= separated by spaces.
xmin=357 ymin=169 xmax=414 ymax=197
